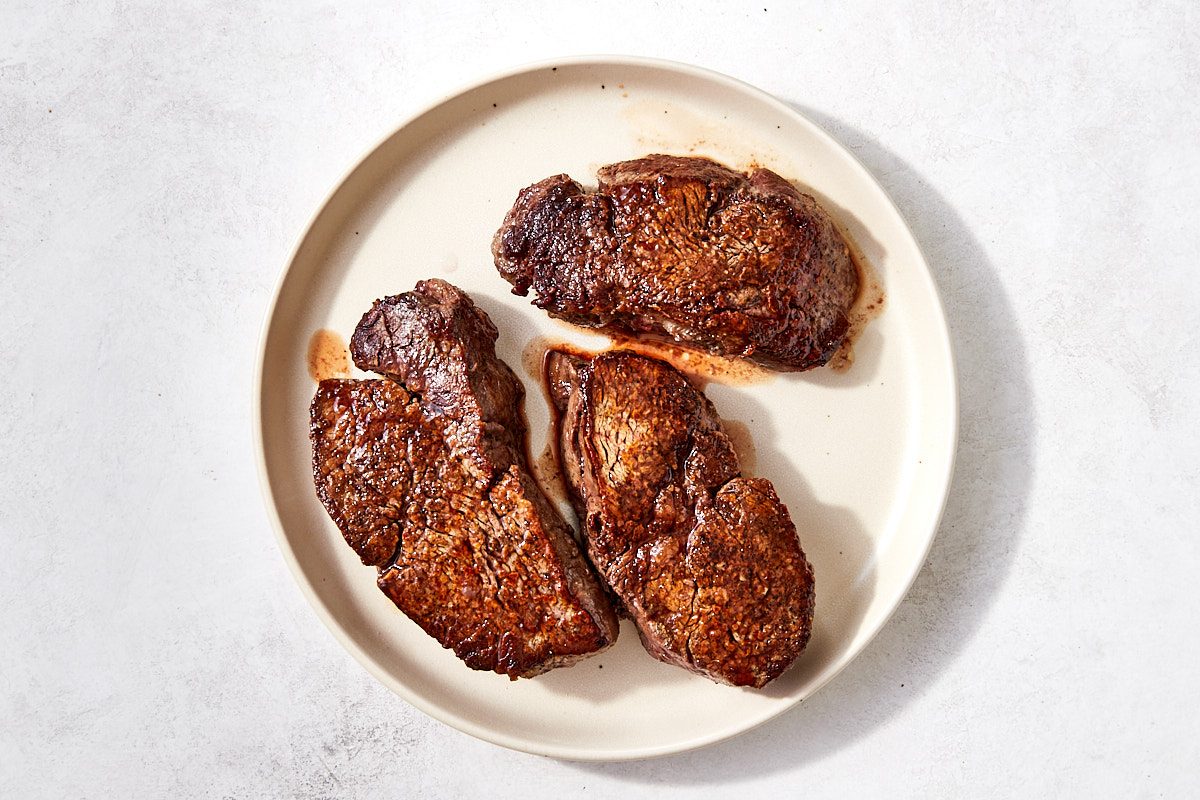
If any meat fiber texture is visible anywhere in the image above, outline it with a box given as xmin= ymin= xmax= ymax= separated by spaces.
xmin=494 ymin=154 xmax=859 ymax=371
xmin=310 ymin=279 xmax=618 ymax=679
xmin=548 ymin=349 xmax=815 ymax=688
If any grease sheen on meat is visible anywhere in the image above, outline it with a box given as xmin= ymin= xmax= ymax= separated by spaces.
xmin=549 ymin=349 xmax=815 ymax=687
xmin=494 ymin=155 xmax=859 ymax=370
xmin=310 ymin=279 xmax=618 ymax=678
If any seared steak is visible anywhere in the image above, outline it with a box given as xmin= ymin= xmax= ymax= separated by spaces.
xmin=548 ymin=349 xmax=815 ymax=687
xmin=494 ymin=155 xmax=859 ymax=371
xmin=310 ymin=280 xmax=618 ymax=678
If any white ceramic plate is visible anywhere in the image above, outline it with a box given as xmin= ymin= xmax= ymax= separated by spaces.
xmin=255 ymin=56 xmax=957 ymax=761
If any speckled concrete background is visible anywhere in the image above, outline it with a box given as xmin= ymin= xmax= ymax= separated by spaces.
xmin=2 ymin=2 xmax=1197 ymax=797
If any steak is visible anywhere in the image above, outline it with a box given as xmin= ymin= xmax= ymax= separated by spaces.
xmin=310 ymin=279 xmax=618 ymax=678
xmin=547 ymin=349 xmax=815 ymax=687
xmin=493 ymin=154 xmax=859 ymax=371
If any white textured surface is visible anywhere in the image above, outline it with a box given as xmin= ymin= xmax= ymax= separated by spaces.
xmin=1 ymin=1 xmax=1197 ymax=797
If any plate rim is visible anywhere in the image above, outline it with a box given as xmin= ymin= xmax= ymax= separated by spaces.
xmin=252 ymin=54 xmax=959 ymax=761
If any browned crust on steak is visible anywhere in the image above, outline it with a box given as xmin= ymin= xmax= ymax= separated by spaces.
xmin=310 ymin=280 xmax=618 ymax=678
xmin=548 ymin=349 xmax=815 ymax=687
xmin=494 ymin=155 xmax=859 ymax=371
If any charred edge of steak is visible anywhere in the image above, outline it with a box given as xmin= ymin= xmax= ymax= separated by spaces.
xmin=310 ymin=378 xmax=414 ymax=569
xmin=493 ymin=155 xmax=859 ymax=371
